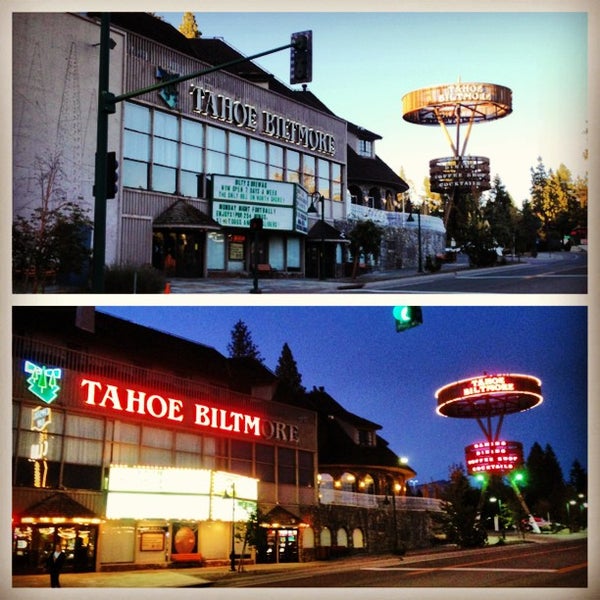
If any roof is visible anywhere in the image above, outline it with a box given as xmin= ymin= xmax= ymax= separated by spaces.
xmin=347 ymin=146 xmax=409 ymax=192
xmin=307 ymin=220 xmax=348 ymax=243
xmin=22 ymin=492 xmax=99 ymax=520
xmin=347 ymin=121 xmax=382 ymax=142
xmin=154 ymin=199 xmax=221 ymax=230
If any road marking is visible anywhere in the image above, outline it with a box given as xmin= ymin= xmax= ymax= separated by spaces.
xmin=363 ymin=566 xmax=557 ymax=573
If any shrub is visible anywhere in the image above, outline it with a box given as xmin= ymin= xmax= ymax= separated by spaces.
xmin=104 ymin=264 xmax=166 ymax=293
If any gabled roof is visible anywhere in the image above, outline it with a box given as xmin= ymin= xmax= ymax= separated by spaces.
xmin=304 ymin=387 xmax=381 ymax=430
xmin=154 ymin=199 xmax=221 ymax=230
xmin=22 ymin=492 xmax=99 ymax=520
xmin=347 ymin=121 xmax=382 ymax=142
xmin=307 ymin=220 xmax=348 ymax=243
xmin=347 ymin=146 xmax=409 ymax=192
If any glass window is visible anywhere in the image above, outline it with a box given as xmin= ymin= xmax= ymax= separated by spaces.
xmin=286 ymin=150 xmax=300 ymax=183
xmin=302 ymin=155 xmax=316 ymax=192
xmin=182 ymin=119 xmax=203 ymax=146
xmin=153 ymin=111 xmax=178 ymax=139
xmin=277 ymin=447 xmax=296 ymax=485
xmin=181 ymin=145 xmax=202 ymax=172
xmin=298 ymin=450 xmax=314 ymax=487
xmin=153 ymin=138 xmax=178 ymax=167
xmin=331 ymin=163 xmax=342 ymax=202
xmin=122 ymin=159 xmax=148 ymax=189
xmin=141 ymin=425 xmax=172 ymax=449
xmin=206 ymin=126 xmax=226 ymax=151
xmin=256 ymin=443 xmax=275 ymax=483
xmin=229 ymin=132 xmax=247 ymax=158
xmin=113 ymin=421 xmax=140 ymax=443
xmin=250 ymin=139 xmax=267 ymax=179
xmin=318 ymin=158 xmax=330 ymax=198
xmin=65 ymin=415 xmax=104 ymax=440
xmin=123 ymin=130 xmax=150 ymax=161
xmin=286 ymin=238 xmax=300 ymax=268
xmin=125 ymin=103 xmax=151 ymax=133
xmin=152 ymin=165 xmax=176 ymax=194
xmin=63 ymin=438 xmax=103 ymax=465
xmin=176 ymin=432 xmax=202 ymax=452
xmin=268 ymin=144 xmax=283 ymax=181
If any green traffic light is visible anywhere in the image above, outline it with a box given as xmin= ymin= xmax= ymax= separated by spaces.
xmin=393 ymin=306 xmax=423 ymax=332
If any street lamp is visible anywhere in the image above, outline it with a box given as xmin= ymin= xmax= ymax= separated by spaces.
xmin=308 ymin=192 xmax=325 ymax=280
xmin=224 ymin=482 xmax=237 ymax=572
xmin=489 ymin=496 xmax=505 ymax=539
xmin=383 ymin=480 xmax=399 ymax=553
xmin=406 ymin=206 xmax=423 ymax=273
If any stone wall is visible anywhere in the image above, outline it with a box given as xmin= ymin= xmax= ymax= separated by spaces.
xmin=297 ymin=503 xmax=439 ymax=561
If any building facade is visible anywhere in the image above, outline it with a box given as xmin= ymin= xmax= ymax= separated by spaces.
xmin=12 ymin=307 xmax=441 ymax=574
xmin=13 ymin=12 xmax=445 ymax=286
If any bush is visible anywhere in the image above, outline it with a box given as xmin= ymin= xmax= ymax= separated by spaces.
xmin=104 ymin=264 xmax=166 ymax=293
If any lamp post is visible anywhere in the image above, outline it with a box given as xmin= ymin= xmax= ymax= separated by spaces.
xmin=308 ymin=192 xmax=325 ymax=280
xmin=566 ymin=499 xmax=576 ymax=533
xmin=229 ymin=483 xmax=236 ymax=572
xmin=383 ymin=481 xmax=399 ymax=553
xmin=490 ymin=496 xmax=505 ymax=539
xmin=407 ymin=206 xmax=423 ymax=273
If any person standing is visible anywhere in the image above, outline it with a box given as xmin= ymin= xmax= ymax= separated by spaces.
xmin=46 ymin=543 xmax=66 ymax=588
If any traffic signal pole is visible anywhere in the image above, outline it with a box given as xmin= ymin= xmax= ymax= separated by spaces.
xmin=91 ymin=13 xmax=308 ymax=292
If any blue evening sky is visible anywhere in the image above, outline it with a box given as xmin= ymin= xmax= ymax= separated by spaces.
xmin=99 ymin=305 xmax=588 ymax=485
xmin=157 ymin=9 xmax=589 ymax=205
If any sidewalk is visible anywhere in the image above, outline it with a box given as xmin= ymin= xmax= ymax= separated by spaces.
xmin=11 ymin=531 xmax=586 ymax=589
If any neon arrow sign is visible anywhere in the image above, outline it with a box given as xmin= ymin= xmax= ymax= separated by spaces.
xmin=24 ymin=361 xmax=62 ymax=404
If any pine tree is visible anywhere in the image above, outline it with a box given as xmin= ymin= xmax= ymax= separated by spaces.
xmin=227 ymin=320 xmax=264 ymax=363
xmin=275 ymin=343 xmax=305 ymax=396
xmin=179 ymin=12 xmax=201 ymax=39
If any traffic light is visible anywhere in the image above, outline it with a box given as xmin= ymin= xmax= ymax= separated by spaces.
xmin=393 ymin=306 xmax=423 ymax=332
xmin=106 ymin=151 xmax=119 ymax=199
xmin=249 ymin=216 xmax=263 ymax=230
xmin=290 ymin=31 xmax=312 ymax=85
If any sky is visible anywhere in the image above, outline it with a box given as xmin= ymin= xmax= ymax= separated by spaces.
xmin=157 ymin=8 xmax=590 ymax=206
xmin=98 ymin=305 xmax=588 ymax=486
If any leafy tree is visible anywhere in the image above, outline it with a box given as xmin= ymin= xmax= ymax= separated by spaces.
xmin=275 ymin=343 xmax=306 ymax=397
xmin=434 ymin=464 xmax=487 ymax=548
xmin=347 ymin=219 xmax=384 ymax=279
xmin=514 ymin=200 xmax=542 ymax=255
xmin=227 ymin=320 xmax=264 ymax=363
xmin=12 ymin=152 xmax=92 ymax=292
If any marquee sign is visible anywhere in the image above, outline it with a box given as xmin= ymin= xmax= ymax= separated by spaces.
xmin=465 ymin=440 xmax=524 ymax=475
xmin=211 ymin=175 xmax=307 ymax=233
xmin=435 ymin=373 xmax=543 ymax=418
xmin=79 ymin=377 xmax=301 ymax=444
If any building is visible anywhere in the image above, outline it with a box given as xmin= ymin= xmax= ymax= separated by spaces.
xmin=12 ymin=307 xmax=441 ymax=574
xmin=12 ymin=12 xmax=445 ymax=287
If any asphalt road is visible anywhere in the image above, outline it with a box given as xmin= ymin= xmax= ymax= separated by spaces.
xmin=220 ymin=538 xmax=588 ymax=589
xmin=356 ymin=253 xmax=588 ymax=294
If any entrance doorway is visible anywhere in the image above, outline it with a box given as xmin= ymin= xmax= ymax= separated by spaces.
xmin=12 ymin=523 xmax=98 ymax=574
xmin=259 ymin=528 xmax=299 ymax=563
xmin=153 ymin=230 xmax=205 ymax=278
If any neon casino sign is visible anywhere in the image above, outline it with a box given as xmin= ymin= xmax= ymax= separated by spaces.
xmin=24 ymin=360 xmax=62 ymax=404
xmin=79 ymin=377 xmax=300 ymax=443
xmin=465 ymin=440 xmax=524 ymax=476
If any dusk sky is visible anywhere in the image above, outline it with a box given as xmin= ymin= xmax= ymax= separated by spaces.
xmin=99 ymin=305 xmax=588 ymax=486
xmin=158 ymin=8 xmax=590 ymax=206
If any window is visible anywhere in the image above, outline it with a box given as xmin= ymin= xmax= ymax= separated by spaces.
xmin=268 ymin=144 xmax=283 ymax=181
xmin=256 ymin=443 xmax=275 ymax=483
xmin=181 ymin=119 xmax=204 ymax=197
xmin=286 ymin=150 xmax=300 ymax=183
xmin=302 ymin=155 xmax=316 ymax=192
xmin=298 ymin=450 xmax=314 ymax=487
xmin=152 ymin=112 xmax=178 ymax=193
xmin=231 ymin=439 xmax=253 ymax=476
xmin=317 ymin=158 xmax=330 ymax=198
xmin=123 ymin=103 xmax=151 ymax=189
xmin=206 ymin=126 xmax=226 ymax=174
xmin=277 ymin=447 xmax=296 ymax=485
xmin=249 ymin=139 xmax=267 ymax=179
xmin=358 ymin=139 xmax=373 ymax=157
xmin=229 ymin=132 xmax=248 ymax=176
xmin=331 ymin=163 xmax=342 ymax=202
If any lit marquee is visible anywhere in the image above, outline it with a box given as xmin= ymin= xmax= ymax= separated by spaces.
xmin=465 ymin=440 xmax=524 ymax=475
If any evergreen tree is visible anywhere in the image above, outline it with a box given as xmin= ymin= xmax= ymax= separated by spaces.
xmin=275 ymin=343 xmax=306 ymax=397
xmin=348 ymin=219 xmax=384 ymax=279
xmin=178 ymin=12 xmax=201 ymax=38
xmin=525 ymin=442 xmax=566 ymax=520
xmin=227 ymin=320 xmax=264 ymax=363
xmin=568 ymin=459 xmax=587 ymax=494
xmin=435 ymin=464 xmax=487 ymax=548
xmin=482 ymin=175 xmax=517 ymax=250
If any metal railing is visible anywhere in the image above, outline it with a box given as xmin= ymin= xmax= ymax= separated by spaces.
xmin=319 ymin=488 xmax=443 ymax=511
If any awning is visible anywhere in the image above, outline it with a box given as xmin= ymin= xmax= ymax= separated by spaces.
xmin=19 ymin=492 xmax=101 ymax=524
xmin=307 ymin=221 xmax=349 ymax=244
xmin=154 ymin=199 xmax=221 ymax=230
xmin=261 ymin=505 xmax=305 ymax=528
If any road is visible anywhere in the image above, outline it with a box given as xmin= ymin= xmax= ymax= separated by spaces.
xmin=355 ymin=252 xmax=587 ymax=294
xmin=215 ymin=538 xmax=588 ymax=589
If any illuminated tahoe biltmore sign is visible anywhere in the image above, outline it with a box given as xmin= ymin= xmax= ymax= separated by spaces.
xmin=80 ymin=377 xmax=300 ymax=443
xmin=462 ymin=375 xmax=515 ymax=396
